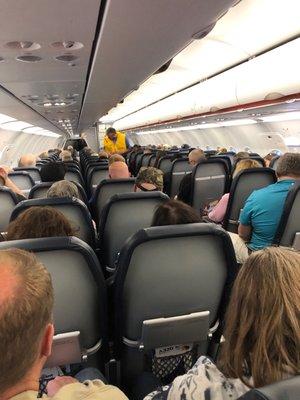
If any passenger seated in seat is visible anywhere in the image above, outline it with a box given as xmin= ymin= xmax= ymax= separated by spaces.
xmin=207 ymin=159 xmax=261 ymax=223
xmin=47 ymin=180 xmax=79 ymax=199
xmin=5 ymin=206 xmax=76 ymax=240
xmin=18 ymin=153 xmax=37 ymax=167
xmin=134 ymin=167 xmax=164 ymax=192
xmin=98 ymin=150 xmax=109 ymax=160
xmin=108 ymin=153 xmax=125 ymax=165
xmin=40 ymin=162 xmax=66 ymax=182
xmin=233 ymin=152 xmax=300 ymax=257
xmin=142 ymin=247 xmax=300 ymax=400
xmin=152 ymin=200 xmax=201 ymax=226
xmin=59 ymin=150 xmax=73 ymax=162
xmin=0 ymin=166 xmax=26 ymax=202
xmin=176 ymin=149 xmax=205 ymax=205
xmin=0 ymin=248 xmax=128 ymax=399
xmin=109 ymin=161 xmax=130 ymax=179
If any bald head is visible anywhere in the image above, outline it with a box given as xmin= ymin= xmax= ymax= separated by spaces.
xmin=188 ymin=149 xmax=205 ymax=166
xmin=109 ymin=161 xmax=130 ymax=179
xmin=18 ymin=154 xmax=36 ymax=168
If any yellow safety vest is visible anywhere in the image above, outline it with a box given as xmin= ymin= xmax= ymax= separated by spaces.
xmin=103 ymin=131 xmax=127 ymax=154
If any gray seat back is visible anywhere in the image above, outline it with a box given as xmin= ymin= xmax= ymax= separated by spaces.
xmin=10 ymin=197 xmax=95 ymax=246
xmin=223 ymin=168 xmax=277 ymax=233
xmin=148 ymin=154 xmax=156 ymax=167
xmin=0 ymin=237 xmax=107 ymax=353
xmin=141 ymin=153 xmax=153 ymax=167
xmin=90 ymin=168 xmax=109 ymax=193
xmin=64 ymin=170 xmax=83 ymax=186
xmin=237 ymin=376 xmax=300 ymax=400
xmin=114 ymin=223 xmax=237 ymax=382
xmin=8 ymin=172 xmax=35 ymax=197
xmin=92 ymin=179 xmax=135 ymax=225
xmin=28 ymin=182 xmax=87 ymax=203
xmin=13 ymin=167 xmax=41 ymax=183
xmin=0 ymin=187 xmax=18 ymax=231
xmin=169 ymin=158 xmax=192 ymax=198
xmin=273 ymin=182 xmax=300 ymax=248
xmin=98 ymin=192 xmax=169 ymax=272
xmin=192 ymin=159 xmax=229 ymax=212
xmin=158 ymin=157 xmax=173 ymax=174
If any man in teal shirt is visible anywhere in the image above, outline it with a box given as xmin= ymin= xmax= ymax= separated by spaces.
xmin=238 ymin=152 xmax=300 ymax=251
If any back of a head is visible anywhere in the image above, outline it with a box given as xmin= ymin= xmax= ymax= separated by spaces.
xmin=152 ymin=200 xmax=202 ymax=226
xmin=135 ymin=167 xmax=164 ymax=192
xmin=60 ymin=150 xmax=73 ymax=162
xmin=188 ymin=148 xmax=205 ymax=164
xmin=0 ymin=248 xmax=53 ymax=393
xmin=39 ymin=151 xmax=49 ymax=159
xmin=233 ymin=151 xmax=250 ymax=162
xmin=47 ymin=180 xmax=79 ymax=199
xmin=233 ymin=159 xmax=261 ymax=178
xmin=6 ymin=206 xmax=75 ymax=240
xmin=109 ymin=161 xmax=130 ymax=179
xmin=40 ymin=162 xmax=66 ymax=182
xmin=276 ymin=152 xmax=300 ymax=179
xmin=218 ymin=147 xmax=228 ymax=154
xmin=218 ymin=246 xmax=300 ymax=388
xmin=99 ymin=150 xmax=109 ymax=160
xmin=108 ymin=154 xmax=125 ymax=165
xmin=18 ymin=154 xmax=36 ymax=168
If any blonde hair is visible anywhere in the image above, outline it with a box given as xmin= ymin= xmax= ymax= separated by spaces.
xmin=218 ymin=247 xmax=300 ymax=387
xmin=108 ymin=154 xmax=125 ymax=165
xmin=0 ymin=249 xmax=53 ymax=392
xmin=233 ymin=159 xmax=261 ymax=178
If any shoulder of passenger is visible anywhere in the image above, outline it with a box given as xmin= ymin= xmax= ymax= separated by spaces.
xmin=52 ymin=381 xmax=128 ymax=399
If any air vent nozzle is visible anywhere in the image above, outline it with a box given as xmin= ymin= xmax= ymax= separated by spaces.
xmin=55 ymin=54 xmax=79 ymax=62
xmin=16 ymin=55 xmax=42 ymax=63
xmin=51 ymin=41 xmax=83 ymax=50
xmin=6 ymin=41 xmax=41 ymax=51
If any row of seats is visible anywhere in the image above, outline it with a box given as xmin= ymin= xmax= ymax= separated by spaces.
xmin=0 ymin=223 xmax=238 ymax=385
xmin=2 ymin=179 xmax=299 ymax=273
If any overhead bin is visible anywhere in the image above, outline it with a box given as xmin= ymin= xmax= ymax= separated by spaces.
xmin=78 ymin=0 xmax=238 ymax=132
xmin=113 ymin=38 xmax=300 ymax=130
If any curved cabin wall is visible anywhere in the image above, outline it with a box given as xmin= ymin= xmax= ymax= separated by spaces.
xmin=128 ymin=119 xmax=300 ymax=154
xmin=0 ymin=128 xmax=63 ymax=167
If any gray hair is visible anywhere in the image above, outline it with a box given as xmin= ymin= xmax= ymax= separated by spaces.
xmin=47 ymin=180 xmax=79 ymax=199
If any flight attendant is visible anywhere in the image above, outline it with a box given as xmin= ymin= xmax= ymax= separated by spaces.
xmin=103 ymin=127 xmax=131 ymax=155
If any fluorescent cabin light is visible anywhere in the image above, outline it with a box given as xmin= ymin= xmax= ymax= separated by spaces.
xmin=218 ymin=119 xmax=257 ymax=126
xmin=284 ymin=136 xmax=300 ymax=146
xmin=0 ymin=114 xmax=16 ymax=124
xmin=22 ymin=126 xmax=45 ymax=134
xmin=23 ymin=126 xmax=61 ymax=137
xmin=39 ymin=130 xmax=61 ymax=138
xmin=2 ymin=121 xmax=33 ymax=131
xmin=260 ymin=112 xmax=300 ymax=122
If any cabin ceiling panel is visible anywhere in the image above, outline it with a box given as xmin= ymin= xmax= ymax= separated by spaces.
xmin=0 ymin=0 xmax=101 ymax=134
xmin=78 ymin=0 xmax=237 ymax=132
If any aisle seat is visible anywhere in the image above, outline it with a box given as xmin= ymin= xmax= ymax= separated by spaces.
xmin=191 ymin=159 xmax=229 ymax=213
xmin=113 ymin=223 xmax=238 ymax=385
xmin=98 ymin=192 xmax=169 ymax=273
xmin=223 ymin=168 xmax=277 ymax=233
xmin=273 ymin=182 xmax=300 ymax=249
xmin=0 ymin=187 xmax=19 ymax=232
xmin=0 ymin=236 xmax=108 ymax=366
xmin=91 ymin=178 xmax=135 ymax=225
xmin=10 ymin=197 xmax=96 ymax=246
